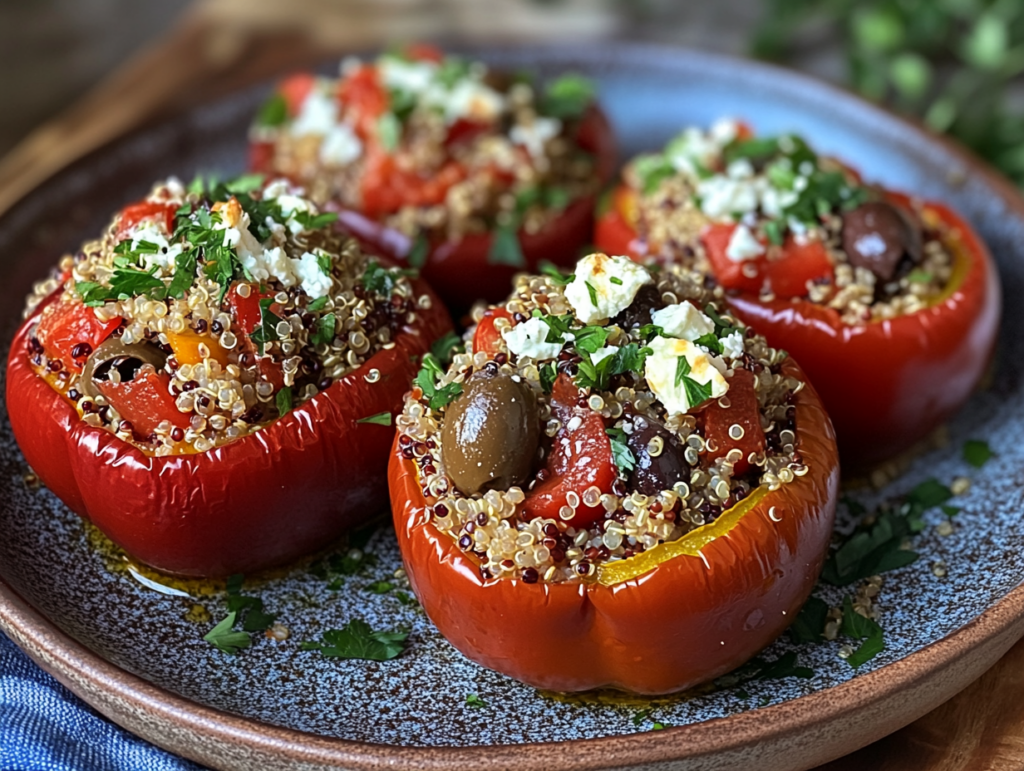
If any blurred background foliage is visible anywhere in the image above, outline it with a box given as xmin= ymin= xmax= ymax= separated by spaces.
xmin=752 ymin=0 xmax=1024 ymax=184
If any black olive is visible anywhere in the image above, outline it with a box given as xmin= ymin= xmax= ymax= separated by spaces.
xmin=625 ymin=416 xmax=688 ymax=496
xmin=79 ymin=338 xmax=167 ymax=398
xmin=841 ymin=201 xmax=923 ymax=282
xmin=441 ymin=371 xmax=540 ymax=496
xmin=613 ymin=284 xmax=664 ymax=330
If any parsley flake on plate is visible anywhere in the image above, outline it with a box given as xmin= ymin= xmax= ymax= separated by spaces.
xmin=300 ymin=619 xmax=409 ymax=661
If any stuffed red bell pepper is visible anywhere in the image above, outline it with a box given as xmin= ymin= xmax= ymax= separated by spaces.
xmin=595 ymin=119 xmax=1001 ymax=470
xmin=389 ymin=252 xmax=839 ymax=694
xmin=7 ymin=176 xmax=452 ymax=577
xmin=248 ymin=45 xmax=616 ymax=310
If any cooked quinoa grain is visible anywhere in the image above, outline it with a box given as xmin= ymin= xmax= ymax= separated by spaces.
xmin=396 ymin=253 xmax=809 ymax=583
xmin=25 ymin=176 xmax=420 ymax=456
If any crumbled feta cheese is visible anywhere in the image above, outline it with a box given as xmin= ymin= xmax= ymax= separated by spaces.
xmin=697 ymin=174 xmax=761 ymax=219
xmin=430 ymin=78 xmax=505 ymax=124
xmin=130 ymin=222 xmax=182 ymax=275
xmin=725 ymin=224 xmax=765 ymax=262
xmin=378 ymin=56 xmax=438 ymax=94
xmin=510 ymin=117 xmax=562 ymax=160
xmin=565 ymin=253 xmax=652 ymax=324
xmin=760 ymin=185 xmax=799 ymax=219
xmin=319 ymin=122 xmax=362 ymax=166
xmin=290 ymin=82 xmax=339 ymax=136
xmin=502 ymin=317 xmax=563 ymax=361
xmin=726 ymin=159 xmax=755 ymax=180
xmin=709 ymin=117 xmax=739 ymax=145
xmin=590 ymin=345 xmax=618 ymax=365
xmin=644 ymin=336 xmax=729 ymax=415
xmin=650 ymin=301 xmax=715 ymax=341
xmin=291 ymin=251 xmax=333 ymax=299
xmin=721 ymin=330 xmax=745 ymax=359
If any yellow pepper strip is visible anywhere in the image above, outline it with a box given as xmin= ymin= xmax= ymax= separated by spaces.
xmin=167 ymin=331 xmax=230 ymax=367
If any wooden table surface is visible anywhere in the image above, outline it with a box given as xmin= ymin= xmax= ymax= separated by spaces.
xmin=1 ymin=4 xmax=1020 ymax=769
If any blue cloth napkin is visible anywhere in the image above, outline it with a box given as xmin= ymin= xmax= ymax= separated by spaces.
xmin=0 ymin=632 xmax=204 ymax=771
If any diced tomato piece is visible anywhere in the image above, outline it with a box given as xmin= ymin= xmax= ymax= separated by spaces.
xmin=702 ymin=368 xmax=766 ymax=476
xmin=404 ymin=43 xmax=444 ymax=63
xmin=472 ymin=308 xmax=513 ymax=355
xmin=445 ymin=118 xmax=490 ymax=146
xmin=115 ymin=201 xmax=178 ymax=240
xmin=95 ymin=371 xmax=190 ymax=437
xmin=36 ymin=299 xmax=121 ymax=373
xmin=764 ymin=236 xmax=834 ymax=298
xmin=521 ymin=375 xmax=617 ymax=529
xmin=249 ymin=140 xmax=275 ymax=174
xmin=361 ymin=149 xmax=466 ymax=217
xmin=701 ymin=223 xmax=833 ymax=299
xmin=278 ymin=73 xmax=317 ymax=117
xmin=338 ymin=65 xmax=388 ymax=139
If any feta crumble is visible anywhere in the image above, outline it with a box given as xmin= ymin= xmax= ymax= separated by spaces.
xmin=644 ymin=336 xmax=729 ymax=415
xmin=650 ymin=301 xmax=715 ymax=341
xmin=502 ymin=317 xmax=563 ymax=361
xmin=564 ymin=253 xmax=652 ymax=324
xmin=725 ymin=224 xmax=765 ymax=262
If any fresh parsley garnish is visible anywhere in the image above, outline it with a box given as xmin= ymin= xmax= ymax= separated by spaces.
xmin=539 ymin=362 xmax=558 ymax=393
xmin=362 ymin=260 xmax=400 ymax=296
xmin=356 ymin=412 xmax=392 ymax=426
xmin=203 ymin=612 xmax=252 ymax=655
xmin=538 ymin=260 xmax=574 ymax=285
xmin=311 ymin=312 xmax=336 ymax=347
xmin=299 ymin=619 xmax=408 ymax=661
xmin=414 ymin=353 xmax=463 ymax=410
xmin=365 ymin=581 xmax=394 ymax=594
xmin=607 ymin=427 xmax=636 ymax=474
xmin=633 ymin=153 xmax=677 ymax=195
xmin=675 ymin=355 xmax=713 ymax=407
xmin=841 ymin=596 xmax=885 ymax=668
xmin=963 ymin=439 xmax=994 ymax=468
xmin=585 ymin=280 xmax=599 ymax=307
xmin=572 ymin=325 xmax=610 ymax=354
xmin=249 ymin=298 xmax=281 ymax=355
xmin=539 ymin=73 xmax=595 ymax=119
xmin=488 ymin=222 xmax=525 ymax=267
xmin=307 ymin=296 xmax=329 ymax=312
xmin=751 ymin=651 xmax=814 ymax=680
xmin=407 ymin=232 xmax=430 ymax=269
xmin=431 ymin=331 xmax=464 ymax=365
xmin=276 ymin=386 xmax=293 ymax=416
xmin=224 ymin=573 xmax=277 ymax=633
xmin=788 ymin=595 xmax=829 ymax=644
xmin=255 ymin=93 xmax=288 ymax=127
xmin=465 ymin=694 xmax=486 ymax=709
xmin=694 ymin=332 xmax=724 ymax=354
xmin=293 ymin=211 xmax=340 ymax=232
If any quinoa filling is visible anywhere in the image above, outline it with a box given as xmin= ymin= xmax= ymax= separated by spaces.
xmin=250 ymin=47 xmax=600 ymax=246
xmin=623 ymin=119 xmax=956 ymax=325
xmin=396 ymin=253 xmax=808 ymax=584
xmin=24 ymin=176 xmax=424 ymax=456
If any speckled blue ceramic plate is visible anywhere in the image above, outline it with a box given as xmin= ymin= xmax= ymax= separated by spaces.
xmin=2 ymin=43 xmax=1023 ymax=771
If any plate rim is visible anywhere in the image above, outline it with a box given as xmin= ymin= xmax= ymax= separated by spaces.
xmin=2 ymin=39 xmax=1023 ymax=771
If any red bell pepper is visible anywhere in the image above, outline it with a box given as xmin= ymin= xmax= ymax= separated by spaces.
xmin=389 ymin=356 xmax=838 ymax=694
xmin=701 ymin=367 xmax=766 ymax=476
xmin=114 ymin=200 xmax=178 ymax=239
xmin=35 ymin=299 xmax=121 ymax=373
xmin=6 ymin=267 xmax=453 ymax=577
xmin=520 ymin=375 xmax=618 ymax=529
xmin=95 ymin=370 xmax=190 ymax=437
xmin=594 ymin=181 xmax=1000 ymax=470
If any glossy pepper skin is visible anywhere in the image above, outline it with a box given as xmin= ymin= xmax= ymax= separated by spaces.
xmin=596 ymin=186 xmax=1001 ymax=470
xmin=7 ymin=274 xmax=452 ymax=578
xmin=389 ymin=357 xmax=839 ymax=694
xmin=253 ymin=99 xmax=617 ymax=311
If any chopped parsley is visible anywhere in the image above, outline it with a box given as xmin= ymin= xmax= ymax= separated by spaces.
xmin=362 ymin=260 xmax=400 ymax=296
xmin=633 ymin=153 xmax=677 ymax=195
xmin=356 ymin=412 xmax=392 ymax=426
xmin=315 ymin=252 xmax=332 ymax=275
xmin=306 ymin=296 xmax=329 ymax=312
xmin=224 ymin=574 xmax=277 ymax=633
xmin=788 ymin=595 xmax=829 ymax=644
xmin=607 ymin=427 xmax=636 ymax=474
xmin=407 ymin=232 xmax=430 ymax=269
xmin=539 ymin=73 xmax=594 ymax=119
xmin=487 ymin=222 xmax=526 ymax=267
xmin=203 ymin=612 xmax=252 ymax=655
xmin=255 ymin=93 xmax=288 ymax=127
xmin=963 ymin=439 xmax=994 ymax=468
xmin=675 ymin=355 xmax=713 ymax=407
xmin=365 ymin=581 xmax=394 ymax=594
xmin=538 ymin=260 xmax=574 ymax=285
xmin=430 ymin=331 xmax=464 ymax=365
xmin=276 ymin=386 xmax=293 ymax=416
xmin=299 ymin=619 xmax=408 ymax=661
xmin=465 ymin=694 xmax=486 ymax=709
xmin=841 ymin=596 xmax=885 ymax=668
xmin=539 ymin=362 xmax=558 ymax=393
xmin=249 ymin=298 xmax=282 ymax=355
xmin=572 ymin=325 xmax=610 ymax=354
xmin=311 ymin=312 xmax=336 ymax=347
xmin=585 ymin=280 xmax=599 ymax=306
xmin=575 ymin=342 xmax=651 ymax=391
xmin=751 ymin=651 xmax=814 ymax=680
xmin=414 ymin=353 xmax=463 ymax=410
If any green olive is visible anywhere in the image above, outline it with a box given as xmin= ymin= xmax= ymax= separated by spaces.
xmin=441 ymin=370 xmax=540 ymax=496
xmin=80 ymin=338 xmax=167 ymax=398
